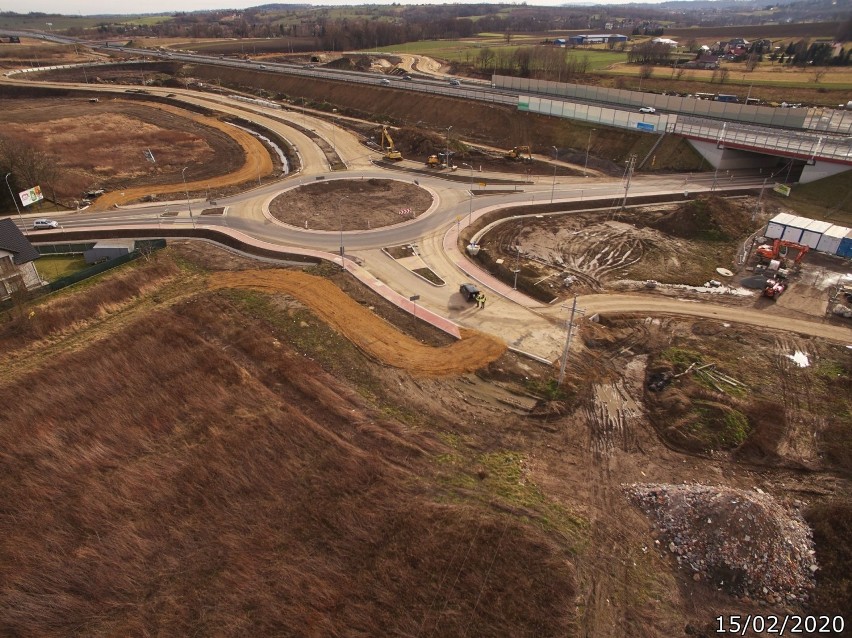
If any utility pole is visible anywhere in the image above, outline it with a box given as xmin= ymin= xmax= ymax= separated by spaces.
xmin=583 ymin=129 xmax=595 ymax=177
xmin=558 ymin=296 xmax=585 ymax=386
xmin=621 ymin=154 xmax=636 ymax=210
xmin=752 ymin=176 xmax=768 ymax=222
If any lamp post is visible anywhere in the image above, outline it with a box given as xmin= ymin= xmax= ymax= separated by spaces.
xmin=5 ymin=172 xmax=24 ymax=232
xmin=460 ymin=162 xmax=474 ymax=226
xmin=583 ymin=129 xmax=595 ymax=177
xmin=181 ymin=167 xmax=195 ymax=228
xmin=338 ymin=195 xmax=349 ymax=270
xmin=550 ymin=165 xmax=557 ymax=203
xmin=512 ymin=225 xmax=522 ymax=290
xmin=445 ymin=125 xmax=452 ymax=169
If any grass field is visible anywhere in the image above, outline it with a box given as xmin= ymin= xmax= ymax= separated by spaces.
xmin=34 ymin=255 xmax=88 ymax=282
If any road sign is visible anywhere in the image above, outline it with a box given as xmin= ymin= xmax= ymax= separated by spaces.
xmin=773 ymin=183 xmax=791 ymax=197
xmin=399 ymin=208 xmax=412 ymax=217
xmin=409 ymin=295 xmax=420 ymax=301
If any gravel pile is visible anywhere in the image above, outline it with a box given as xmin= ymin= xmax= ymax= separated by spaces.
xmin=625 ymin=483 xmax=816 ymax=604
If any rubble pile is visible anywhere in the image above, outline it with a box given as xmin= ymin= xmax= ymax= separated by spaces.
xmin=626 ymin=483 xmax=816 ymax=604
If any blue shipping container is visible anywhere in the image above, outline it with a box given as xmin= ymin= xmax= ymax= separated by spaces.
xmin=837 ymin=232 xmax=852 ymax=259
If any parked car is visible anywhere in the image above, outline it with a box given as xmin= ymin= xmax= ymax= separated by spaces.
xmin=639 ymin=106 xmax=656 ymax=114
xmin=459 ymin=283 xmax=480 ymax=302
xmin=32 ymin=218 xmax=59 ymax=230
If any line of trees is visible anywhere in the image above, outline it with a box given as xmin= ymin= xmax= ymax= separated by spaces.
xmin=474 ymin=46 xmax=590 ymax=81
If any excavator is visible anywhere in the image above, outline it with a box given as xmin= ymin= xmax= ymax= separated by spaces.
xmin=755 ymin=239 xmax=809 ymax=267
xmin=504 ymin=145 xmax=532 ymax=161
xmin=381 ymin=126 xmax=403 ymax=161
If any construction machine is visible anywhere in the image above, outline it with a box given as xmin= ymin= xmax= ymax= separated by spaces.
xmin=763 ymin=277 xmax=787 ymax=299
xmin=381 ymin=126 xmax=403 ymax=161
xmin=426 ymin=155 xmax=440 ymax=168
xmin=504 ymin=145 xmax=532 ymax=161
xmin=755 ymin=239 xmax=809 ymax=267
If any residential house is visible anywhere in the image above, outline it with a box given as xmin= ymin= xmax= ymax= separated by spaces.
xmin=0 ymin=217 xmax=43 ymax=300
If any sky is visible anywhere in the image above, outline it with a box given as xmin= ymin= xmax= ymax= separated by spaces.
xmin=9 ymin=0 xmax=650 ymax=16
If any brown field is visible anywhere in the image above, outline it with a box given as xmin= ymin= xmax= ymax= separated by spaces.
xmin=0 ymin=98 xmax=271 ymax=208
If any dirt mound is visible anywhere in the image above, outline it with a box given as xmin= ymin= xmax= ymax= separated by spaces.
xmin=382 ymin=126 xmax=449 ymax=158
xmin=650 ymin=196 xmax=752 ymax=242
xmin=626 ymin=483 xmax=816 ymax=603
xmin=208 ymin=269 xmax=506 ymax=375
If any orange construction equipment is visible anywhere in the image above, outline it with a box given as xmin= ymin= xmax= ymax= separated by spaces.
xmin=755 ymin=239 xmax=809 ymax=266
xmin=763 ymin=277 xmax=787 ymax=299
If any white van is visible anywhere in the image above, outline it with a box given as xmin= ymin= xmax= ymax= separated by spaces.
xmin=32 ymin=219 xmax=59 ymax=229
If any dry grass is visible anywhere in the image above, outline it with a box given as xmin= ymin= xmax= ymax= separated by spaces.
xmin=0 ymin=255 xmax=577 ymax=636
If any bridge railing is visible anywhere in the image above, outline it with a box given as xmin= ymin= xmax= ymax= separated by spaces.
xmin=673 ymin=118 xmax=852 ymax=161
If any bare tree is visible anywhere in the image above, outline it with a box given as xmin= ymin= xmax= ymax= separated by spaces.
xmin=812 ymin=67 xmax=828 ymax=83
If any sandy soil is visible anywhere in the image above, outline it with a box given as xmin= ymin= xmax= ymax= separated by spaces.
xmin=208 ymin=269 xmax=506 ymax=375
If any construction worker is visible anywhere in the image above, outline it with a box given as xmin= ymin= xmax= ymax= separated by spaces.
xmin=476 ymin=292 xmax=486 ymax=309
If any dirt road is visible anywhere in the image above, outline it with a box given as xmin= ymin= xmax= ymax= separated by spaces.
xmin=577 ymin=293 xmax=852 ymax=343
xmin=208 ymin=269 xmax=506 ymax=374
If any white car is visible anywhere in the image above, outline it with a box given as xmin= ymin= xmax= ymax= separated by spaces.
xmin=379 ymin=78 xmax=391 ymax=85
xmin=32 ymin=218 xmax=59 ymax=229
xmin=639 ymin=106 xmax=657 ymax=114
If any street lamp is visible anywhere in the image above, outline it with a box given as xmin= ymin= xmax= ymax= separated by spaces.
xmin=338 ymin=195 xmax=349 ymax=270
xmin=181 ymin=167 xmax=195 ymax=228
xmin=550 ymin=165 xmax=557 ymax=203
xmin=5 ymin=172 xmax=24 ymax=232
xmin=445 ymin=126 xmax=452 ymax=169
xmin=584 ymin=129 xmax=595 ymax=177
xmin=460 ymin=162 xmax=474 ymax=226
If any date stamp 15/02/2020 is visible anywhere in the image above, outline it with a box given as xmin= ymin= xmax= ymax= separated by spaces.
xmin=715 ymin=614 xmax=845 ymax=635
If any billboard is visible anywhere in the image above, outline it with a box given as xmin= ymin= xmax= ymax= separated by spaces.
xmin=773 ymin=183 xmax=791 ymax=197
xmin=19 ymin=185 xmax=44 ymax=207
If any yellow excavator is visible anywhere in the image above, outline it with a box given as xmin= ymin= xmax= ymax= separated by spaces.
xmin=381 ymin=126 xmax=403 ymax=161
xmin=504 ymin=145 xmax=532 ymax=161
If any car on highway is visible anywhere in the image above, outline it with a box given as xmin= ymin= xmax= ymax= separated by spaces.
xmin=449 ymin=79 xmax=461 ymax=87
xmin=379 ymin=78 xmax=391 ymax=85
xmin=402 ymin=74 xmax=412 ymax=81
xmin=32 ymin=218 xmax=59 ymax=230
xmin=639 ymin=106 xmax=656 ymax=114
